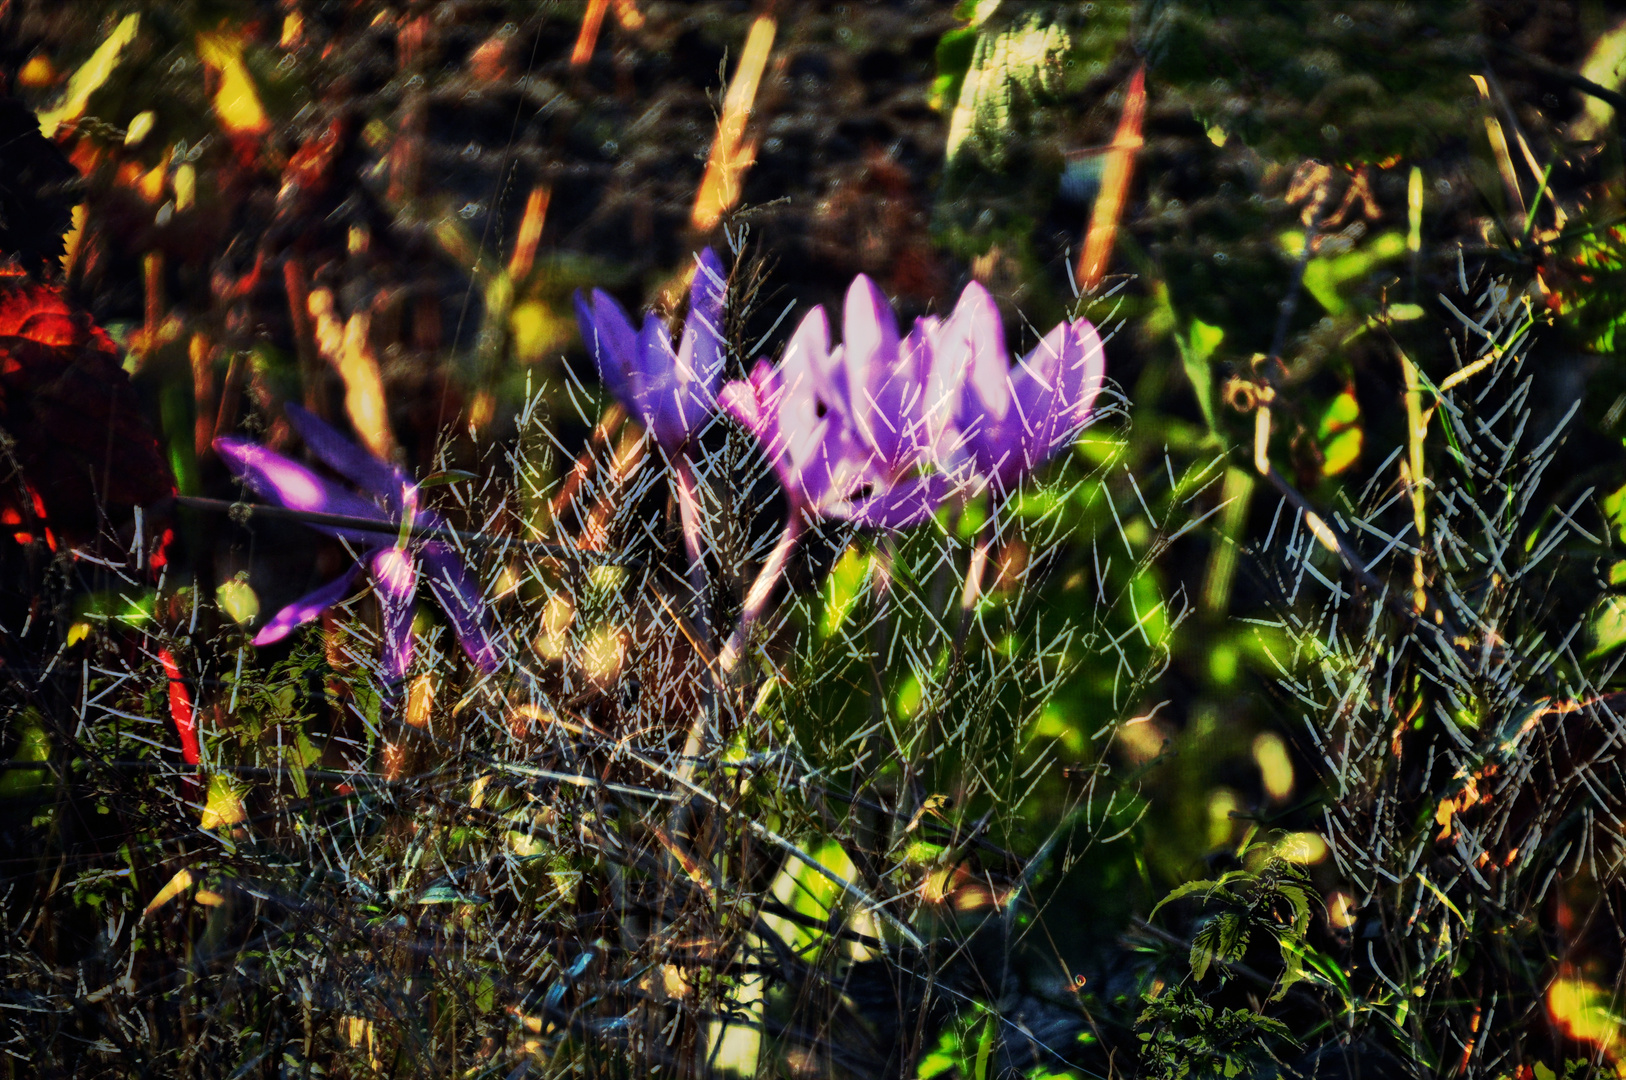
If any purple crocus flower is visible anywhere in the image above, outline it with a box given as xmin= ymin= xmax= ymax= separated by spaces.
xmin=720 ymin=274 xmax=954 ymax=529
xmin=574 ymin=248 xmax=727 ymax=451
xmin=213 ymin=405 xmax=502 ymax=681
xmin=929 ymin=281 xmax=1106 ymax=496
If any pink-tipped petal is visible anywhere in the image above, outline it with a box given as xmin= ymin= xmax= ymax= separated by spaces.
xmin=253 ymin=563 xmax=366 ymax=646
xmin=420 ymin=542 xmax=504 ymax=673
xmin=720 ymin=364 xmax=778 ymax=443
xmin=956 ymin=282 xmax=1012 ymax=422
xmin=1065 ymin=318 xmax=1107 ymax=427
xmin=368 ymin=547 xmax=419 ymax=681
xmin=214 ymin=437 xmax=395 ymax=542
xmin=284 ymin=404 xmax=409 ymax=508
xmin=842 ymin=274 xmax=900 ymax=387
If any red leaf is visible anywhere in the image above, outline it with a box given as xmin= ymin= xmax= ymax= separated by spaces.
xmin=157 ymin=648 xmax=200 ymax=766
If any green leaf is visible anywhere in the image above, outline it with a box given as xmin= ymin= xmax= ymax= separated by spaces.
xmin=416 ymin=470 xmax=478 ymax=489
xmin=818 ymin=546 xmax=872 ymax=641
xmin=418 ymin=881 xmax=487 ymax=905
xmin=1174 ymin=318 xmax=1223 ymax=433
xmin=0 ymin=711 xmax=51 ymax=800
xmin=1587 ymin=595 xmax=1626 ymax=659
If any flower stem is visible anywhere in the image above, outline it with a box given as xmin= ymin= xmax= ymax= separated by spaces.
xmin=718 ymin=512 xmax=804 ymax=676
xmin=672 ymin=456 xmax=713 ymax=641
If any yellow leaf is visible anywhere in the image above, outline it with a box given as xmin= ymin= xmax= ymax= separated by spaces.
xmin=308 ymin=290 xmax=393 ymax=458
xmin=37 ymin=13 xmax=140 ymax=138
xmin=195 ymin=32 xmax=270 ymax=137
xmin=143 ymin=868 xmax=195 ymax=917
xmin=200 ymin=775 xmax=247 ymax=832
xmin=214 ymin=577 xmax=259 ymax=626
xmin=818 ymin=546 xmax=870 ymax=640
xmin=405 ymin=674 xmax=435 ymax=729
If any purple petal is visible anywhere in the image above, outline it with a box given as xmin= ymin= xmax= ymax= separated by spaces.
xmin=842 ymin=275 xmax=900 ymax=398
xmin=632 ymin=312 xmax=692 ymax=449
xmin=574 ymin=288 xmax=638 ymax=405
xmin=953 ymin=282 xmax=1012 ymax=423
xmin=775 ymin=307 xmax=830 ymax=454
xmin=1063 ymin=318 xmax=1107 ymax=428
xmin=843 ymin=275 xmax=921 ymax=470
xmin=253 ymin=562 xmax=366 ymax=646
xmin=368 ymin=547 xmax=418 ymax=681
xmin=847 ymin=473 xmax=957 ymax=530
xmin=679 ymin=247 xmax=727 ymax=392
xmin=796 ymin=422 xmax=876 ymax=518
xmin=285 ymin=404 xmax=409 ymax=508
xmin=420 ymin=542 xmax=503 ymax=672
xmin=720 ymin=362 xmax=780 ymax=445
xmin=214 ymin=437 xmax=395 ymax=542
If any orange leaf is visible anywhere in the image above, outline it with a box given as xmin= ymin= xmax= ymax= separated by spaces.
xmin=572 ymin=0 xmax=610 ymax=67
xmin=691 ymin=15 xmax=776 ymax=232
xmin=1076 ymin=64 xmax=1145 ymax=293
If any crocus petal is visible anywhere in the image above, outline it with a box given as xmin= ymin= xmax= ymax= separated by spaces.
xmin=931 ymin=281 xmax=1011 ymax=451
xmin=635 ymin=312 xmax=692 ymax=449
xmin=285 ymin=404 xmax=410 ymax=509
xmin=420 ymin=541 xmax=503 ymax=673
xmin=214 ymin=437 xmax=394 ymax=542
xmin=1063 ymin=317 xmax=1107 ymax=428
xmin=253 ymin=562 xmax=366 ymax=646
xmin=846 ymin=473 xmax=956 ymax=529
xmin=720 ymin=361 xmax=780 ymax=445
xmin=843 ymin=274 xmax=924 ymax=470
xmin=574 ymin=288 xmax=639 ymax=405
xmin=775 ymin=307 xmax=830 ymax=459
xmin=678 ymin=247 xmax=727 ymax=392
xmin=368 ymin=547 xmax=418 ymax=681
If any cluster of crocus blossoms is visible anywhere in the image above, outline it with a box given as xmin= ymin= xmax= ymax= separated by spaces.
xmin=578 ymin=249 xmax=1105 ymax=672
xmin=576 ymin=248 xmax=1107 ymax=530
xmin=209 ymin=252 xmax=1102 ymax=703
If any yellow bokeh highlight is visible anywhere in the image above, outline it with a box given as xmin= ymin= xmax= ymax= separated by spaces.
xmin=1548 ymin=975 xmax=1626 ymax=1068
xmin=532 ymin=594 xmax=575 ymax=661
xmin=1252 ymin=732 xmax=1294 ymax=802
xmin=580 ymin=625 xmax=625 ymax=687
xmin=1326 ymin=890 xmax=1357 ymax=931
xmin=124 ymin=110 xmax=154 ymax=147
xmin=174 ymin=162 xmax=196 ymax=211
xmin=510 ymin=301 xmax=574 ymax=364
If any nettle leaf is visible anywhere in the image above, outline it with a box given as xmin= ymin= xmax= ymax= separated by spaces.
xmin=1148 ymin=877 xmax=1242 ymax=920
xmin=1189 ymin=921 xmax=1219 ymax=982
xmin=1272 ymin=937 xmax=1307 ymax=1003
xmin=1275 ymin=882 xmax=1312 ymax=936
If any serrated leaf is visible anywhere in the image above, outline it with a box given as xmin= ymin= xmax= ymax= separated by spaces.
xmin=1148 ymin=877 xmax=1240 ymax=920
